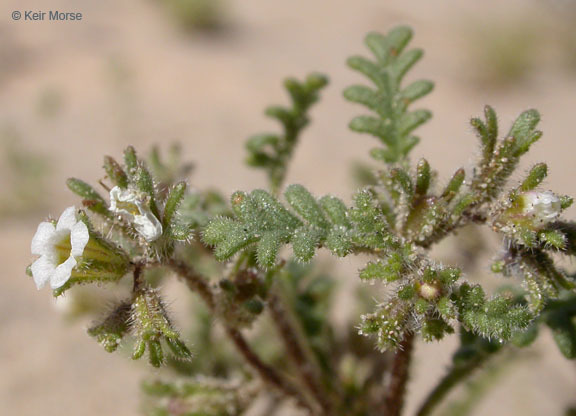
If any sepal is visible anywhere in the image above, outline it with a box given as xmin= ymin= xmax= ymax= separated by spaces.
xmin=87 ymin=301 xmax=131 ymax=353
xmin=130 ymin=287 xmax=192 ymax=367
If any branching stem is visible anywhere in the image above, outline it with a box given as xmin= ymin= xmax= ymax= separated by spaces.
xmin=268 ymin=293 xmax=334 ymax=415
xmin=167 ymin=258 xmax=313 ymax=413
xmin=225 ymin=325 xmax=312 ymax=412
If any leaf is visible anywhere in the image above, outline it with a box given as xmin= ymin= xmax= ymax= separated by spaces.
xmin=520 ymin=163 xmax=548 ymax=193
xmin=103 ymin=156 xmax=128 ymax=189
xmin=66 ymin=178 xmax=110 ymax=216
xmin=507 ymin=109 xmax=541 ymax=155
xmin=285 ymin=184 xmax=329 ymax=228
xmin=345 ymin=26 xmax=433 ymax=163
xmin=245 ymin=73 xmax=329 ymax=192
xmin=163 ymin=181 xmax=187 ymax=228
xmin=204 ymin=186 xmax=394 ymax=265
xmin=399 ymin=80 xmax=434 ymax=106
xmin=123 ymin=146 xmax=139 ymax=178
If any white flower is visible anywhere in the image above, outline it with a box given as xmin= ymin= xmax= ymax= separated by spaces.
xmin=521 ymin=191 xmax=561 ymax=224
xmin=30 ymin=206 xmax=89 ymax=290
xmin=109 ymin=186 xmax=163 ymax=242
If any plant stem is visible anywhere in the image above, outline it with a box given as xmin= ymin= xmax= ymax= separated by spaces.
xmin=268 ymin=293 xmax=334 ymax=415
xmin=167 ymin=259 xmax=313 ymax=413
xmin=382 ymin=333 xmax=415 ymax=416
xmin=132 ymin=262 xmax=144 ymax=292
xmin=225 ymin=325 xmax=312 ymax=412
xmin=415 ymin=353 xmax=491 ymax=416
xmin=168 ymin=258 xmax=216 ymax=309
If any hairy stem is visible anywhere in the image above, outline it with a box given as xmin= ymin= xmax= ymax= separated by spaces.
xmin=382 ymin=333 xmax=415 ymax=416
xmin=167 ymin=259 xmax=312 ymax=413
xmin=225 ymin=325 xmax=312 ymax=412
xmin=416 ymin=353 xmax=493 ymax=416
xmin=168 ymin=258 xmax=216 ymax=308
xmin=268 ymin=293 xmax=334 ymax=415
xmin=132 ymin=262 xmax=144 ymax=292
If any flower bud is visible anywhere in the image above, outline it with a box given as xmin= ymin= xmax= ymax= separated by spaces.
xmin=417 ymin=282 xmax=441 ymax=300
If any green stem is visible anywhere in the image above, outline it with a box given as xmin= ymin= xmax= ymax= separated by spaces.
xmin=270 ymin=123 xmax=301 ymax=195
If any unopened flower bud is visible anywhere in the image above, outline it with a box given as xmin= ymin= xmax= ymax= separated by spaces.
xmin=519 ymin=191 xmax=561 ymax=225
xmin=417 ymin=282 xmax=441 ymax=300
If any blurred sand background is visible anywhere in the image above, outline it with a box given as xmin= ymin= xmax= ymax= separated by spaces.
xmin=1 ymin=0 xmax=576 ymax=414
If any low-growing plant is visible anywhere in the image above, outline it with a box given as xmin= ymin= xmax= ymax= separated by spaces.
xmin=27 ymin=25 xmax=576 ymax=416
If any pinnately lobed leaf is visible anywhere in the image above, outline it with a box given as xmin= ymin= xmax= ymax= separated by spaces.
xmin=203 ymin=185 xmax=395 ymax=267
xmin=345 ymin=26 xmax=434 ymax=164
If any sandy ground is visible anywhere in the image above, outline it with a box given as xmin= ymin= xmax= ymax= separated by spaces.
xmin=1 ymin=0 xmax=576 ymax=415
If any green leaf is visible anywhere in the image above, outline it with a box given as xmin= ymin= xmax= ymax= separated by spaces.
xmin=442 ymin=168 xmax=465 ymax=202
xmin=399 ymin=80 xmax=434 ymax=106
xmin=520 ymin=163 xmax=548 ymax=191
xmin=123 ymin=146 xmax=139 ymax=178
xmin=66 ymin=178 xmax=110 ymax=216
xmin=319 ymin=196 xmax=350 ymax=226
xmin=163 ymin=181 xmax=187 ymax=228
xmin=203 ymin=218 xmax=255 ymax=260
xmin=204 ymin=187 xmax=393 ymax=265
xmin=343 ymin=85 xmax=382 ymax=113
xmin=415 ymin=158 xmax=431 ymax=197
xmin=471 ymin=105 xmax=499 ymax=163
xmin=389 ymin=49 xmax=423 ymax=84
xmin=455 ymin=283 xmax=533 ymax=341
xmin=291 ymin=227 xmax=323 ymax=262
xmin=360 ymin=255 xmax=403 ymax=282
xmin=257 ymin=231 xmax=285 ymax=268
xmin=349 ymin=115 xmax=393 ymax=145
xmin=398 ymin=109 xmax=431 ymax=136
xmin=345 ymin=26 xmax=433 ymax=163
xmin=508 ymin=109 xmax=541 ymax=155
xmin=245 ymin=73 xmax=329 ymax=193
xmin=285 ymin=184 xmax=329 ymax=228
xmin=103 ymin=156 xmax=129 ymax=189
xmin=347 ymin=56 xmax=389 ymax=89
xmin=245 ymin=134 xmax=279 ymax=153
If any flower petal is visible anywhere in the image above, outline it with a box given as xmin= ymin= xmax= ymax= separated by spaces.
xmin=109 ymin=187 xmax=122 ymax=212
xmin=31 ymin=222 xmax=56 ymax=255
xmin=50 ymin=256 xmax=77 ymax=289
xmin=70 ymin=221 xmax=89 ymax=257
xmin=134 ymin=212 xmax=163 ymax=242
xmin=56 ymin=206 xmax=78 ymax=231
xmin=30 ymin=255 xmax=56 ymax=289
